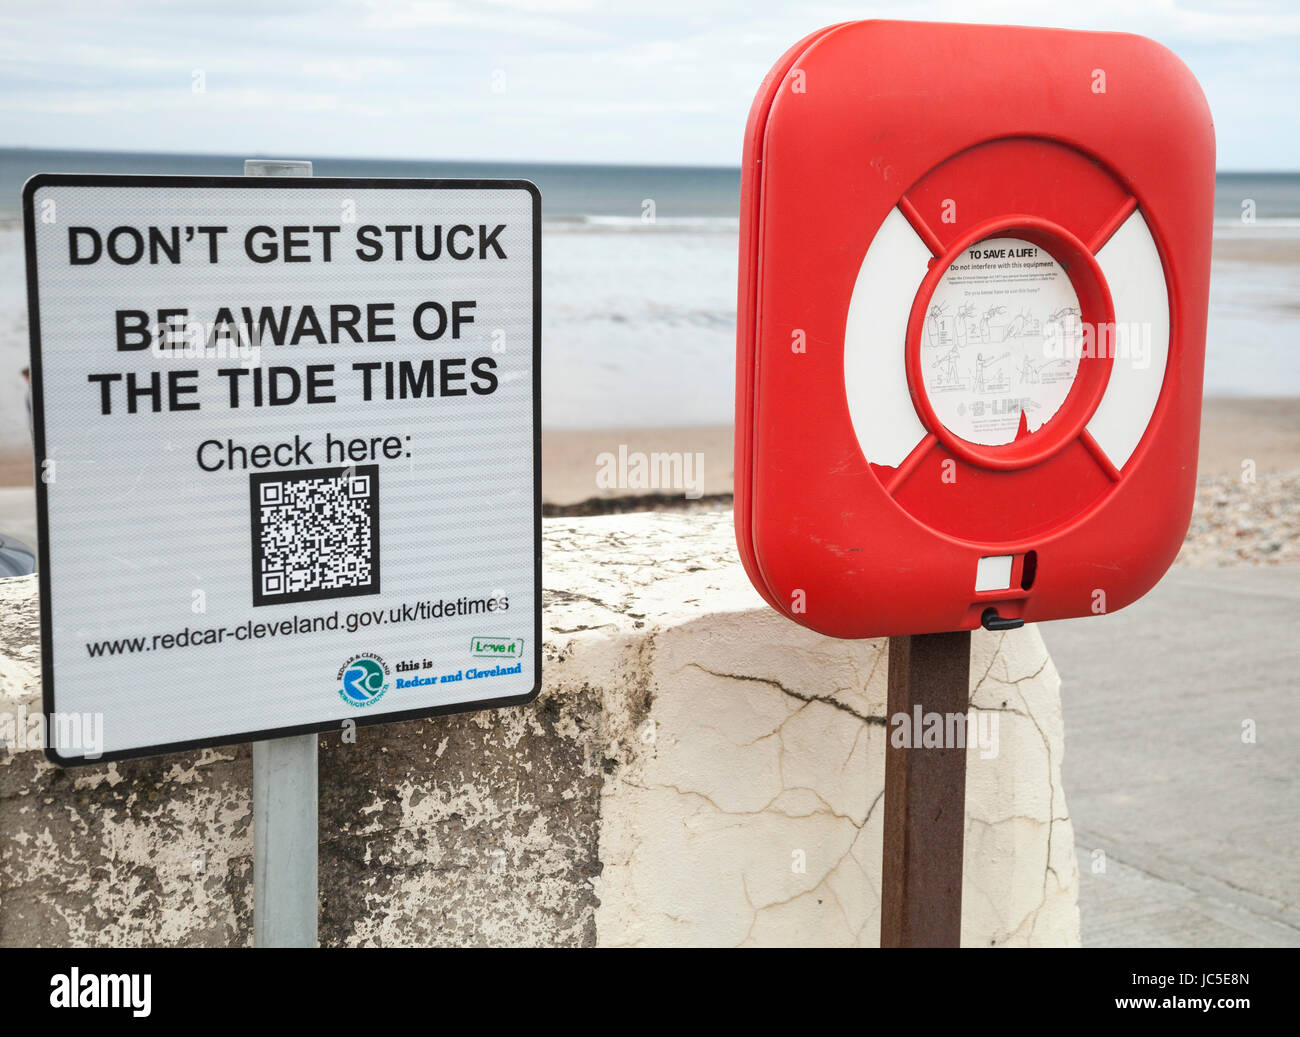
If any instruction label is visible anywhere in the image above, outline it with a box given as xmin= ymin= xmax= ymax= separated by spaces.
xmin=919 ymin=237 xmax=1081 ymax=445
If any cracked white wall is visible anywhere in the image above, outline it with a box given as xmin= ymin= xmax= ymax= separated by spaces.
xmin=2 ymin=511 xmax=1079 ymax=946
xmin=545 ymin=512 xmax=1080 ymax=947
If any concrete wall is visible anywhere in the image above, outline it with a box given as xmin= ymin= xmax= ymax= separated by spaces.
xmin=0 ymin=511 xmax=1079 ymax=946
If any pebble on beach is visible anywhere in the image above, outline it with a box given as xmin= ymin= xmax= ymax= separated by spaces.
xmin=1176 ymin=470 xmax=1300 ymax=567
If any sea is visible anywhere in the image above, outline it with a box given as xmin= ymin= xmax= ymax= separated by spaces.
xmin=0 ymin=147 xmax=1295 ymax=448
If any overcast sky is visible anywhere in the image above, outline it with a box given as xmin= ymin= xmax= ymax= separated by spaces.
xmin=0 ymin=0 xmax=1296 ymax=169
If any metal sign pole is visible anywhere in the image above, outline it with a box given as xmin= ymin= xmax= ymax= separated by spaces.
xmin=247 ymin=157 xmax=318 ymax=948
xmin=880 ymin=630 xmax=971 ymax=947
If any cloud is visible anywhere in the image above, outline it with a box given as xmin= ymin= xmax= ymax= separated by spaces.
xmin=0 ymin=0 xmax=1294 ymax=167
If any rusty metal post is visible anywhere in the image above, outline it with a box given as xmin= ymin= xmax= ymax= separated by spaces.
xmin=880 ymin=631 xmax=971 ymax=947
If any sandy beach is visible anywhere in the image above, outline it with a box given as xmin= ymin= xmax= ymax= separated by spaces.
xmin=1209 ymin=233 xmax=1300 ymax=267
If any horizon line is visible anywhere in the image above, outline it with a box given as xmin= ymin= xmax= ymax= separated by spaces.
xmin=0 ymin=144 xmax=1296 ymax=177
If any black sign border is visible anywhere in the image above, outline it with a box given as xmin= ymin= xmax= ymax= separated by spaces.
xmin=23 ymin=173 xmax=543 ymax=767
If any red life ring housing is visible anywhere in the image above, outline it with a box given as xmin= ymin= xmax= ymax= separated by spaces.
xmin=735 ymin=20 xmax=1215 ymax=637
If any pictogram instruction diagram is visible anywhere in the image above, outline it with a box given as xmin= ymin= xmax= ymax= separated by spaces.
xmin=919 ymin=237 xmax=1083 ymax=446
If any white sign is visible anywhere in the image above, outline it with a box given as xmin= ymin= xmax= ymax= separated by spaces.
xmin=920 ymin=237 xmax=1082 ymax=445
xmin=24 ymin=175 xmax=540 ymax=765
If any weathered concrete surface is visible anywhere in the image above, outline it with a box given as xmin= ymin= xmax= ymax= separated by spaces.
xmin=1 ymin=511 xmax=1078 ymax=946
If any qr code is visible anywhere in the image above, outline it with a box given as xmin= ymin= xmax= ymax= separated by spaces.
xmin=250 ymin=465 xmax=380 ymax=606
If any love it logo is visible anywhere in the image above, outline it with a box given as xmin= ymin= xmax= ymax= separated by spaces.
xmin=337 ymin=654 xmax=390 ymax=708
xmin=471 ymin=636 xmax=524 ymax=659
